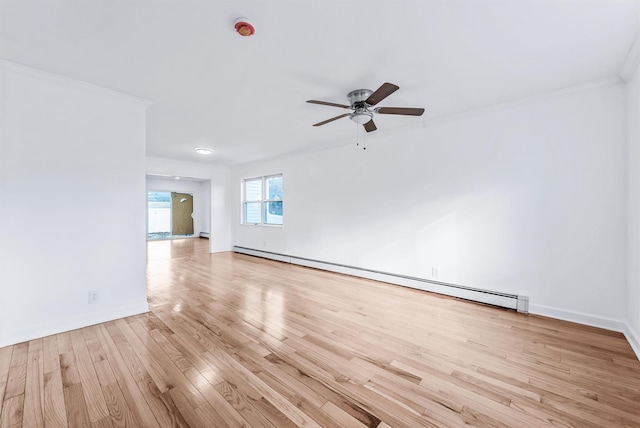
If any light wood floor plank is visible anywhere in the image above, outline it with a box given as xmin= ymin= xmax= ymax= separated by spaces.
xmin=23 ymin=339 xmax=45 ymax=427
xmin=43 ymin=368 xmax=69 ymax=428
xmin=182 ymin=367 xmax=245 ymax=428
xmin=93 ymin=324 xmax=160 ymax=427
xmin=0 ymin=394 xmax=23 ymax=428
xmin=214 ymin=380 xmax=278 ymax=428
xmin=100 ymin=382 xmax=138 ymax=428
xmin=3 ymin=342 xmax=27 ymax=402
xmin=69 ymin=330 xmax=110 ymax=423
xmin=0 ymin=347 xmax=12 ymax=411
xmin=320 ymin=400 xmax=370 ymax=428
xmin=1 ymin=238 xmax=639 ymax=427
xmin=63 ymin=383 xmax=91 ymax=428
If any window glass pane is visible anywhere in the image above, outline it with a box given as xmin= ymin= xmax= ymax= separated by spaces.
xmin=242 ymin=175 xmax=283 ymax=225
xmin=264 ymin=201 xmax=283 ymax=225
xmin=148 ymin=192 xmax=171 ymax=239
xmin=244 ymin=202 xmax=261 ymax=223
xmin=244 ymin=179 xmax=262 ymax=201
xmin=265 ymin=176 xmax=283 ymax=201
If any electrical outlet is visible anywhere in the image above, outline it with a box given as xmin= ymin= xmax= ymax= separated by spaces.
xmin=431 ymin=268 xmax=439 ymax=279
xmin=88 ymin=290 xmax=99 ymax=304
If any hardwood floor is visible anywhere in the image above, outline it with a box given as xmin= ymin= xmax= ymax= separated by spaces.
xmin=1 ymin=238 xmax=639 ymax=427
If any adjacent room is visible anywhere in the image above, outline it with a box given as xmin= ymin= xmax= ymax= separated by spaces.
xmin=1 ymin=1 xmax=640 ymax=426
xmin=146 ymin=175 xmax=211 ymax=240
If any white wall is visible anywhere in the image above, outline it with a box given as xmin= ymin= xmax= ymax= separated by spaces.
xmin=627 ymin=63 xmax=640 ymax=355
xmin=232 ymin=81 xmax=628 ymax=328
xmin=0 ymin=61 xmax=150 ymax=347
xmin=146 ymin=157 xmax=231 ymax=252
xmin=146 ymin=176 xmax=210 ymax=236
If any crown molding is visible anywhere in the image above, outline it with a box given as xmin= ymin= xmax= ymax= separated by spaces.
xmin=0 ymin=58 xmax=152 ymax=107
xmin=423 ymin=77 xmax=622 ymax=129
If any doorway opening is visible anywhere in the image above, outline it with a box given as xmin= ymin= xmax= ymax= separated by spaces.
xmin=147 ymin=191 xmax=194 ymax=240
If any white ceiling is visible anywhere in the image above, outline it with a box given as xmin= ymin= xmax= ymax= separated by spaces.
xmin=1 ymin=0 xmax=639 ymax=166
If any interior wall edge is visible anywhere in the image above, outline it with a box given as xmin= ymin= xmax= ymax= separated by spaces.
xmin=623 ymin=323 xmax=640 ymax=361
xmin=0 ymin=301 xmax=149 ymax=349
xmin=210 ymin=244 xmax=233 ymax=253
xmin=619 ymin=26 xmax=640 ymax=81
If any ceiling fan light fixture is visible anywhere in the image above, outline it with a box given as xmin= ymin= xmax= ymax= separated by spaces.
xmin=350 ymin=111 xmax=373 ymax=125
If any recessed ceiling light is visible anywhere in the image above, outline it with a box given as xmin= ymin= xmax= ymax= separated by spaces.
xmin=173 ymin=176 xmax=181 ymax=180
xmin=194 ymin=148 xmax=214 ymax=155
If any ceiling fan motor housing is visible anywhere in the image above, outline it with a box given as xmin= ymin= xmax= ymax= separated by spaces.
xmin=347 ymin=89 xmax=373 ymax=106
xmin=348 ymin=89 xmax=374 ymax=123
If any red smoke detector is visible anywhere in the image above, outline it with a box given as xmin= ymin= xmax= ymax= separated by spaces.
xmin=234 ymin=17 xmax=255 ymax=37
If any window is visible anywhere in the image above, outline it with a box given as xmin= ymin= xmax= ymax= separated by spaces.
xmin=242 ymin=174 xmax=283 ymax=225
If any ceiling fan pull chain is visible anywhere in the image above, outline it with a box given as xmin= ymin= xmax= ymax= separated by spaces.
xmin=362 ymin=125 xmax=367 ymax=151
xmin=355 ymin=122 xmax=366 ymax=151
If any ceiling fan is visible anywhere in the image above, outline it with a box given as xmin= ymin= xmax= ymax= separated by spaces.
xmin=307 ymin=82 xmax=425 ymax=132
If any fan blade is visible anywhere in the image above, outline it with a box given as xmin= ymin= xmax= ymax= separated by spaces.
xmin=307 ymin=100 xmax=351 ymax=109
xmin=313 ymin=113 xmax=350 ymax=127
xmin=365 ymin=82 xmax=399 ymax=105
xmin=376 ymin=107 xmax=425 ymax=116
xmin=364 ymin=120 xmax=377 ymax=133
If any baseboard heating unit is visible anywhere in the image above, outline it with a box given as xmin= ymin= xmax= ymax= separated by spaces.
xmin=233 ymin=246 xmax=529 ymax=313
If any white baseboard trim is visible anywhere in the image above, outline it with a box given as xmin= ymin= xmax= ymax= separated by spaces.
xmin=623 ymin=324 xmax=640 ymax=361
xmin=0 ymin=301 xmax=149 ymax=348
xmin=530 ymin=303 xmax=640 ymax=361
xmin=529 ymin=303 xmax=626 ymax=332
xmin=233 ymin=246 xmax=528 ymax=313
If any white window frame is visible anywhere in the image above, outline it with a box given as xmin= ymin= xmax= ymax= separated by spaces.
xmin=242 ymin=174 xmax=283 ymax=226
